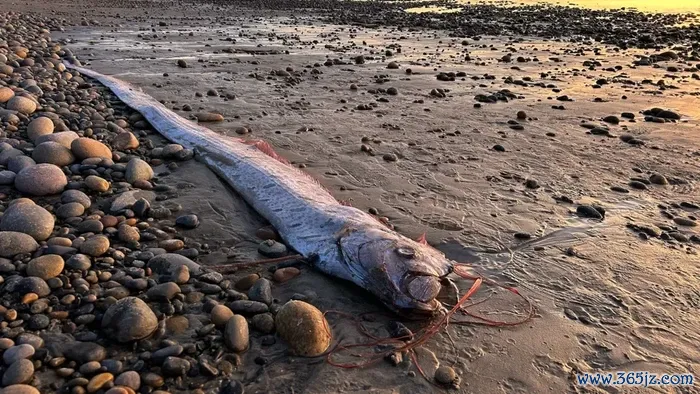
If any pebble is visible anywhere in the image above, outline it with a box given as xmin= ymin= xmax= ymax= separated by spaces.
xmin=71 ymin=138 xmax=112 ymax=160
xmin=0 ymin=202 xmax=54 ymax=241
xmin=125 ymin=158 xmax=153 ymax=184
xmin=112 ymin=132 xmax=139 ymax=150
xmin=56 ymin=202 xmax=85 ymax=219
xmin=235 ymin=274 xmax=260 ymax=291
xmin=2 ymin=359 xmax=34 ymax=386
xmin=195 ymin=113 xmax=224 ymax=122
xmin=0 ymin=385 xmax=40 ymax=394
xmin=251 ymin=313 xmax=275 ymax=334
xmin=224 ymin=315 xmax=249 ymax=352
xmin=3 ymin=344 xmax=35 ymax=365
xmin=649 ymin=174 xmax=668 ymax=185
xmin=14 ymin=164 xmax=67 ymax=196
xmin=146 ymin=282 xmax=181 ymax=302
xmin=64 ymin=342 xmax=107 ymax=363
xmin=32 ymin=141 xmax=75 ymax=167
xmin=228 ymin=300 xmax=269 ymax=315
xmin=258 ymin=239 xmax=287 ymax=257
xmin=0 ymin=231 xmax=39 ymax=257
xmin=101 ymin=297 xmax=158 ymax=342
xmin=114 ymin=371 xmax=140 ymax=390
xmin=161 ymin=357 xmax=190 ymax=376
xmin=26 ymin=117 xmax=54 ymax=142
xmin=175 ymin=214 xmax=199 ymax=229
xmin=80 ymin=235 xmax=110 ymax=257
xmin=87 ymin=373 xmax=114 ymax=393
xmin=0 ymin=87 xmax=14 ymax=103
xmin=85 ymin=175 xmax=110 ymax=192
xmin=673 ymin=217 xmax=697 ymax=227
xmin=6 ymin=96 xmax=36 ymax=114
xmin=435 ymin=366 xmax=457 ymax=385
xmin=148 ymin=253 xmax=201 ymax=277
xmin=275 ymin=300 xmax=331 ymax=356
xmin=273 ymin=267 xmax=300 ymax=283
xmin=61 ymin=189 xmax=92 ymax=208
xmin=26 ymin=254 xmax=64 ymax=279
xmin=248 ymin=278 xmax=273 ymax=305
xmin=210 ymin=304 xmax=234 ymax=326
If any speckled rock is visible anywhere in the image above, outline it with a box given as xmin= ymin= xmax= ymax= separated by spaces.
xmin=125 ymin=158 xmax=153 ymax=184
xmin=275 ymin=300 xmax=331 ymax=356
xmin=0 ymin=232 xmax=39 ymax=257
xmin=14 ymin=164 xmax=67 ymax=196
xmin=102 ymin=297 xmax=158 ymax=342
xmin=0 ymin=202 xmax=54 ymax=241
xmin=6 ymin=96 xmax=36 ymax=114
xmin=26 ymin=255 xmax=64 ymax=280
xmin=224 ymin=315 xmax=249 ymax=352
xmin=32 ymin=141 xmax=74 ymax=166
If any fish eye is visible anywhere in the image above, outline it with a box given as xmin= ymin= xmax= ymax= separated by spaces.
xmin=395 ymin=247 xmax=415 ymax=258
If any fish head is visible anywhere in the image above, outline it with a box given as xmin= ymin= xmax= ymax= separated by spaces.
xmin=338 ymin=226 xmax=453 ymax=317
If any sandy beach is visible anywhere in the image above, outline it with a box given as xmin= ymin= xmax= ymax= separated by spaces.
xmin=0 ymin=0 xmax=699 ymax=392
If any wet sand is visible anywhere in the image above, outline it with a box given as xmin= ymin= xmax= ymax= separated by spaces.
xmin=8 ymin=0 xmax=700 ymax=392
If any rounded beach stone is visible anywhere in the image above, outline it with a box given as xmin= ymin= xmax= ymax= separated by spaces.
xmin=27 ymin=117 xmax=54 ymax=142
xmin=0 ymin=170 xmax=16 ymax=185
xmin=32 ymin=141 xmax=74 ymax=166
xmin=112 ymin=132 xmax=139 ymax=150
xmin=101 ymin=297 xmax=158 ymax=342
xmin=80 ymin=235 xmax=110 ymax=257
xmin=0 ymin=87 xmax=14 ymax=103
xmin=275 ymin=300 xmax=331 ymax=356
xmin=6 ymin=96 xmax=36 ymax=115
xmin=85 ymin=175 xmax=110 ymax=192
xmin=125 ymin=158 xmax=153 ymax=184
xmin=435 ymin=366 xmax=457 ymax=384
xmin=7 ymin=156 xmax=35 ymax=173
xmin=0 ymin=202 xmax=54 ymax=241
xmin=2 ymin=359 xmax=34 ymax=386
xmin=35 ymin=131 xmax=79 ymax=148
xmin=71 ymin=138 xmax=112 ymax=160
xmin=224 ymin=315 xmax=249 ymax=352
xmin=210 ymin=305 xmax=234 ymax=327
xmin=14 ymin=164 xmax=67 ymax=196
xmin=0 ymin=385 xmax=40 ymax=394
xmin=61 ymin=189 xmax=91 ymax=209
xmin=26 ymin=255 xmax=64 ymax=279
xmin=87 ymin=372 xmax=114 ymax=393
xmin=3 ymin=344 xmax=35 ymax=365
xmin=114 ymin=370 xmax=140 ymax=390
xmin=56 ymin=202 xmax=85 ymax=219
xmin=0 ymin=232 xmax=39 ymax=257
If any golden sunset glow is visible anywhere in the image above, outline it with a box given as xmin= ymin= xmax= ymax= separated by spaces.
xmin=491 ymin=0 xmax=699 ymax=12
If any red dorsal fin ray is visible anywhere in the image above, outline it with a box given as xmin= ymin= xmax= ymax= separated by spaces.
xmin=416 ymin=233 xmax=428 ymax=245
xmin=243 ymin=139 xmax=290 ymax=165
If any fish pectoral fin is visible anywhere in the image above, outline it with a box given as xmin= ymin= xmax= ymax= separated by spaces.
xmin=416 ymin=233 xmax=428 ymax=245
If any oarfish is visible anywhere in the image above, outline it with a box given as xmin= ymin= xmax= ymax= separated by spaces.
xmin=66 ymin=63 xmax=455 ymax=316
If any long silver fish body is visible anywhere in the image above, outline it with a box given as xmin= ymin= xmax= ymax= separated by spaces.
xmin=67 ymin=63 xmax=454 ymax=316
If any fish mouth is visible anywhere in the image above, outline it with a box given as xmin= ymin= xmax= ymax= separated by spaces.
xmin=396 ymin=299 xmax=442 ymax=319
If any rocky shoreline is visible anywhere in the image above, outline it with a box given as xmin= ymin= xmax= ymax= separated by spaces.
xmin=0 ymin=11 xmax=337 ymax=394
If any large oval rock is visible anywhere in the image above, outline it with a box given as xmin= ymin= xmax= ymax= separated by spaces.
xmin=0 ymin=385 xmax=40 ymax=394
xmin=71 ymin=138 xmax=112 ymax=160
xmin=79 ymin=235 xmax=110 ymax=257
xmin=210 ymin=305 xmax=234 ymax=327
xmin=63 ymin=342 xmax=107 ymax=364
xmin=102 ymin=297 xmax=158 ymax=342
xmin=0 ymin=232 xmax=39 ymax=257
xmin=7 ymin=156 xmax=35 ymax=173
xmin=112 ymin=132 xmax=139 ymax=151
xmin=6 ymin=96 xmax=36 ymax=115
xmin=27 ymin=117 xmax=54 ymax=142
xmin=35 ymin=131 xmax=79 ymax=149
xmin=61 ymin=189 xmax=91 ymax=209
xmin=0 ymin=87 xmax=14 ymax=103
xmin=0 ymin=201 xmax=54 ymax=241
xmin=275 ymin=300 xmax=331 ymax=356
xmin=26 ymin=255 xmax=64 ymax=279
xmin=125 ymin=158 xmax=153 ymax=184
xmin=2 ymin=359 xmax=34 ymax=385
xmin=224 ymin=315 xmax=249 ymax=352
xmin=147 ymin=253 xmax=201 ymax=277
xmin=3 ymin=277 xmax=50 ymax=297
xmin=14 ymin=164 xmax=67 ymax=196
xmin=32 ymin=141 xmax=74 ymax=167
